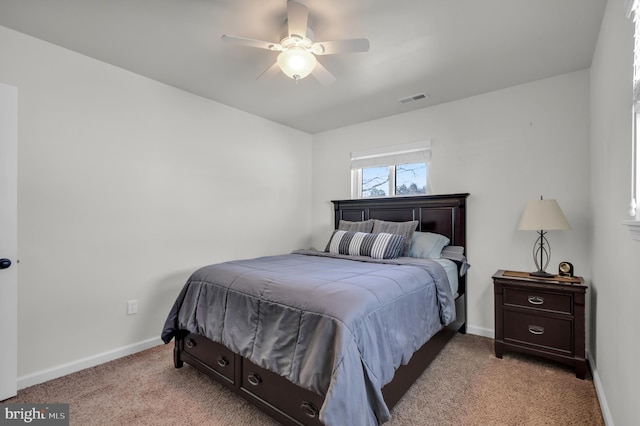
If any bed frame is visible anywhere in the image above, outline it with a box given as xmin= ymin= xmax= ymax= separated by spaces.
xmin=173 ymin=193 xmax=469 ymax=425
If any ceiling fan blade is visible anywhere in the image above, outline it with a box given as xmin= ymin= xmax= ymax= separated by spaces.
xmin=221 ymin=34 xmax=282 ymax=51
xmin=311 ymin=61 xmax=336 ymax=86
xmin=257 ymin=62 xmax=282 ymax=80
xmin=313 ymin=38 xmax=370 ymax=55
xmin=287 ymin=0 xmax=309 ymax=39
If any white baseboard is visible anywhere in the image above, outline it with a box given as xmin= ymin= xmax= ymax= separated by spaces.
xmin=17 ymin=336 xmax=164 ymax=390
xmin=465 ymin=324 xmax=494 ymax=339
xmin=588 ymin=353 xmax=614 ymax=426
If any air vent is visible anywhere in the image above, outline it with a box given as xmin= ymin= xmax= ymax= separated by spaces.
xmin=396 ymin=92 xmax=429 ymax=104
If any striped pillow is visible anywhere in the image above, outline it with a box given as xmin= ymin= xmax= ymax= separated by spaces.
xmin=371 ymin=219 xmax=419 ymax=257
xmin=326 ymin=231 xmax=405 ymax=259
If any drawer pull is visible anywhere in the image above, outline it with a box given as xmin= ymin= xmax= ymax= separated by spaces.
xmin=301 ymin=401 xmax=319 ymax=418
xmin=185 ymin=339 xmax=196 ymax=349
xmin=247 ymin=373 xmax=262 ymax=386
xmin=527 ymin=296 xmax=544 ymax=305
xmin=216 ymin=356 xmax=229 ymax=367
xmin=528 ymin=325 xmax=545 ymax=335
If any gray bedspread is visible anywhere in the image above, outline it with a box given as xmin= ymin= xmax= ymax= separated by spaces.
xmin=161 ymin=250 xmax=455 ymax=425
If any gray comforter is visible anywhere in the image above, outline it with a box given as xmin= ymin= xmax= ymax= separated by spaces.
xmin=161 ymin=250 xmax=455 ymax=425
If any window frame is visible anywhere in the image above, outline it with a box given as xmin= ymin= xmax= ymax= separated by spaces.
xmin=625 ymin=0 xmax=640 ymax=239
xmin=350 ymin=141 xmax=432 ymax=199
xmin=352 ymin=162 xmax=430 ymax=199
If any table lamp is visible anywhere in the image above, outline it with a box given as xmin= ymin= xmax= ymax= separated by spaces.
xmin=518 ymin=196 xmax=571 ymax=278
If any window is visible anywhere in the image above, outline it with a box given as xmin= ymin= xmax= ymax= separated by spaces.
xmin=351 ymin=141 xmax=432 ymax=198
xmin=630 ymin=0 xmax=640 ymax=217
xmin=626 ymin=1 xmax=640 ymax=239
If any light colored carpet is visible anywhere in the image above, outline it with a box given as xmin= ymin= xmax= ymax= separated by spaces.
xmin=5 ymin=334 xmax=604 ymax=425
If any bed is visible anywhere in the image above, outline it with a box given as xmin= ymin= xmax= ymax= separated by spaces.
xmin=161 ymin=193 xmax=469 ymax=425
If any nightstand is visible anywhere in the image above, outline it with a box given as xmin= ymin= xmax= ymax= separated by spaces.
xmin=492 ymin=269 xmax=587 ymax=379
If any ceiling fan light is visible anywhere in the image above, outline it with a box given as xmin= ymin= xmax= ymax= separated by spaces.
xmin=277 ymin=47 xmax=316 ymax=80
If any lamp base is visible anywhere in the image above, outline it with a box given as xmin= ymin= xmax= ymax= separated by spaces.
xmin=529 ymin=270 xmax=555 ymax=278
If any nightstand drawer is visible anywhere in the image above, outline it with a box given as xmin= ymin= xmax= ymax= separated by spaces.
xmin=503 ymin=310 xmax=572 ymax=353
xmin=503 ymin=287 xmax=572 ymax=314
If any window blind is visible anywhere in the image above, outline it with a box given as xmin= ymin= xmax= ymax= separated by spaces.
xmin=350 ymin=140 xmax=431 ymax=170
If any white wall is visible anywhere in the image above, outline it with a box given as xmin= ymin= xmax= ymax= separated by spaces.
xmin=311 ymin=71 xmax=591 ymax=337
xmin=0 ymin=26 xmax=312 ymax=379
xmin=4 ymin=9 xmax=634 ymax=422
xmin=590 ymin=1 xmax=640 ymax=424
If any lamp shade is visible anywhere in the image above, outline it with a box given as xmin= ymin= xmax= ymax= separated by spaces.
xmin=518 ymin=199 xmax=572 ymax=231
xmin=277 ymin=46 xmax=317 ymax=80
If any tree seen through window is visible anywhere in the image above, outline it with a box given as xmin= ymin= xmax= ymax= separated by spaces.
xmin=361 ymin=163 xmax=427 ymax=198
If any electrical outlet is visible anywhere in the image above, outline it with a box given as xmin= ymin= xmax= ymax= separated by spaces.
xmin=127 ymin=299 xmax=138 ymax=315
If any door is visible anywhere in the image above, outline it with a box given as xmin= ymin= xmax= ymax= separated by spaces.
xmin=0 ymin=82 xmax=18 ymax=400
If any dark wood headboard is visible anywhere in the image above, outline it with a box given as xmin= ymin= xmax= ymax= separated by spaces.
xmin=331 ymin=193 xmax=470 ymax=248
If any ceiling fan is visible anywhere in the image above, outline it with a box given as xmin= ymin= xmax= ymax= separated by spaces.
xmin=221 ymin=0 xmax=370 ymax=85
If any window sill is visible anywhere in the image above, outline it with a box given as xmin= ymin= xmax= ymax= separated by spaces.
xmin=623 ymin=220 xmax=640 ymax=240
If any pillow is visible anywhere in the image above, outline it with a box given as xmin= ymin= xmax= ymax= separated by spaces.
xmin=323 ymin=220 xmax=375 ymax=252
xmin=371 ymin=219 xmax=419 ymax=257
xmin=326 ymin=230 xmax=405 ymax=259
xmin=337 ymin=219 xmax=374 ymax=233
xmin=408 ymin=231 xmax=451 ymax=259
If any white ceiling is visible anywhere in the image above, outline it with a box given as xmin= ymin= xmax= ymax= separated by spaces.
xmin=0 ymin=0 xmax=607 ymax=134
